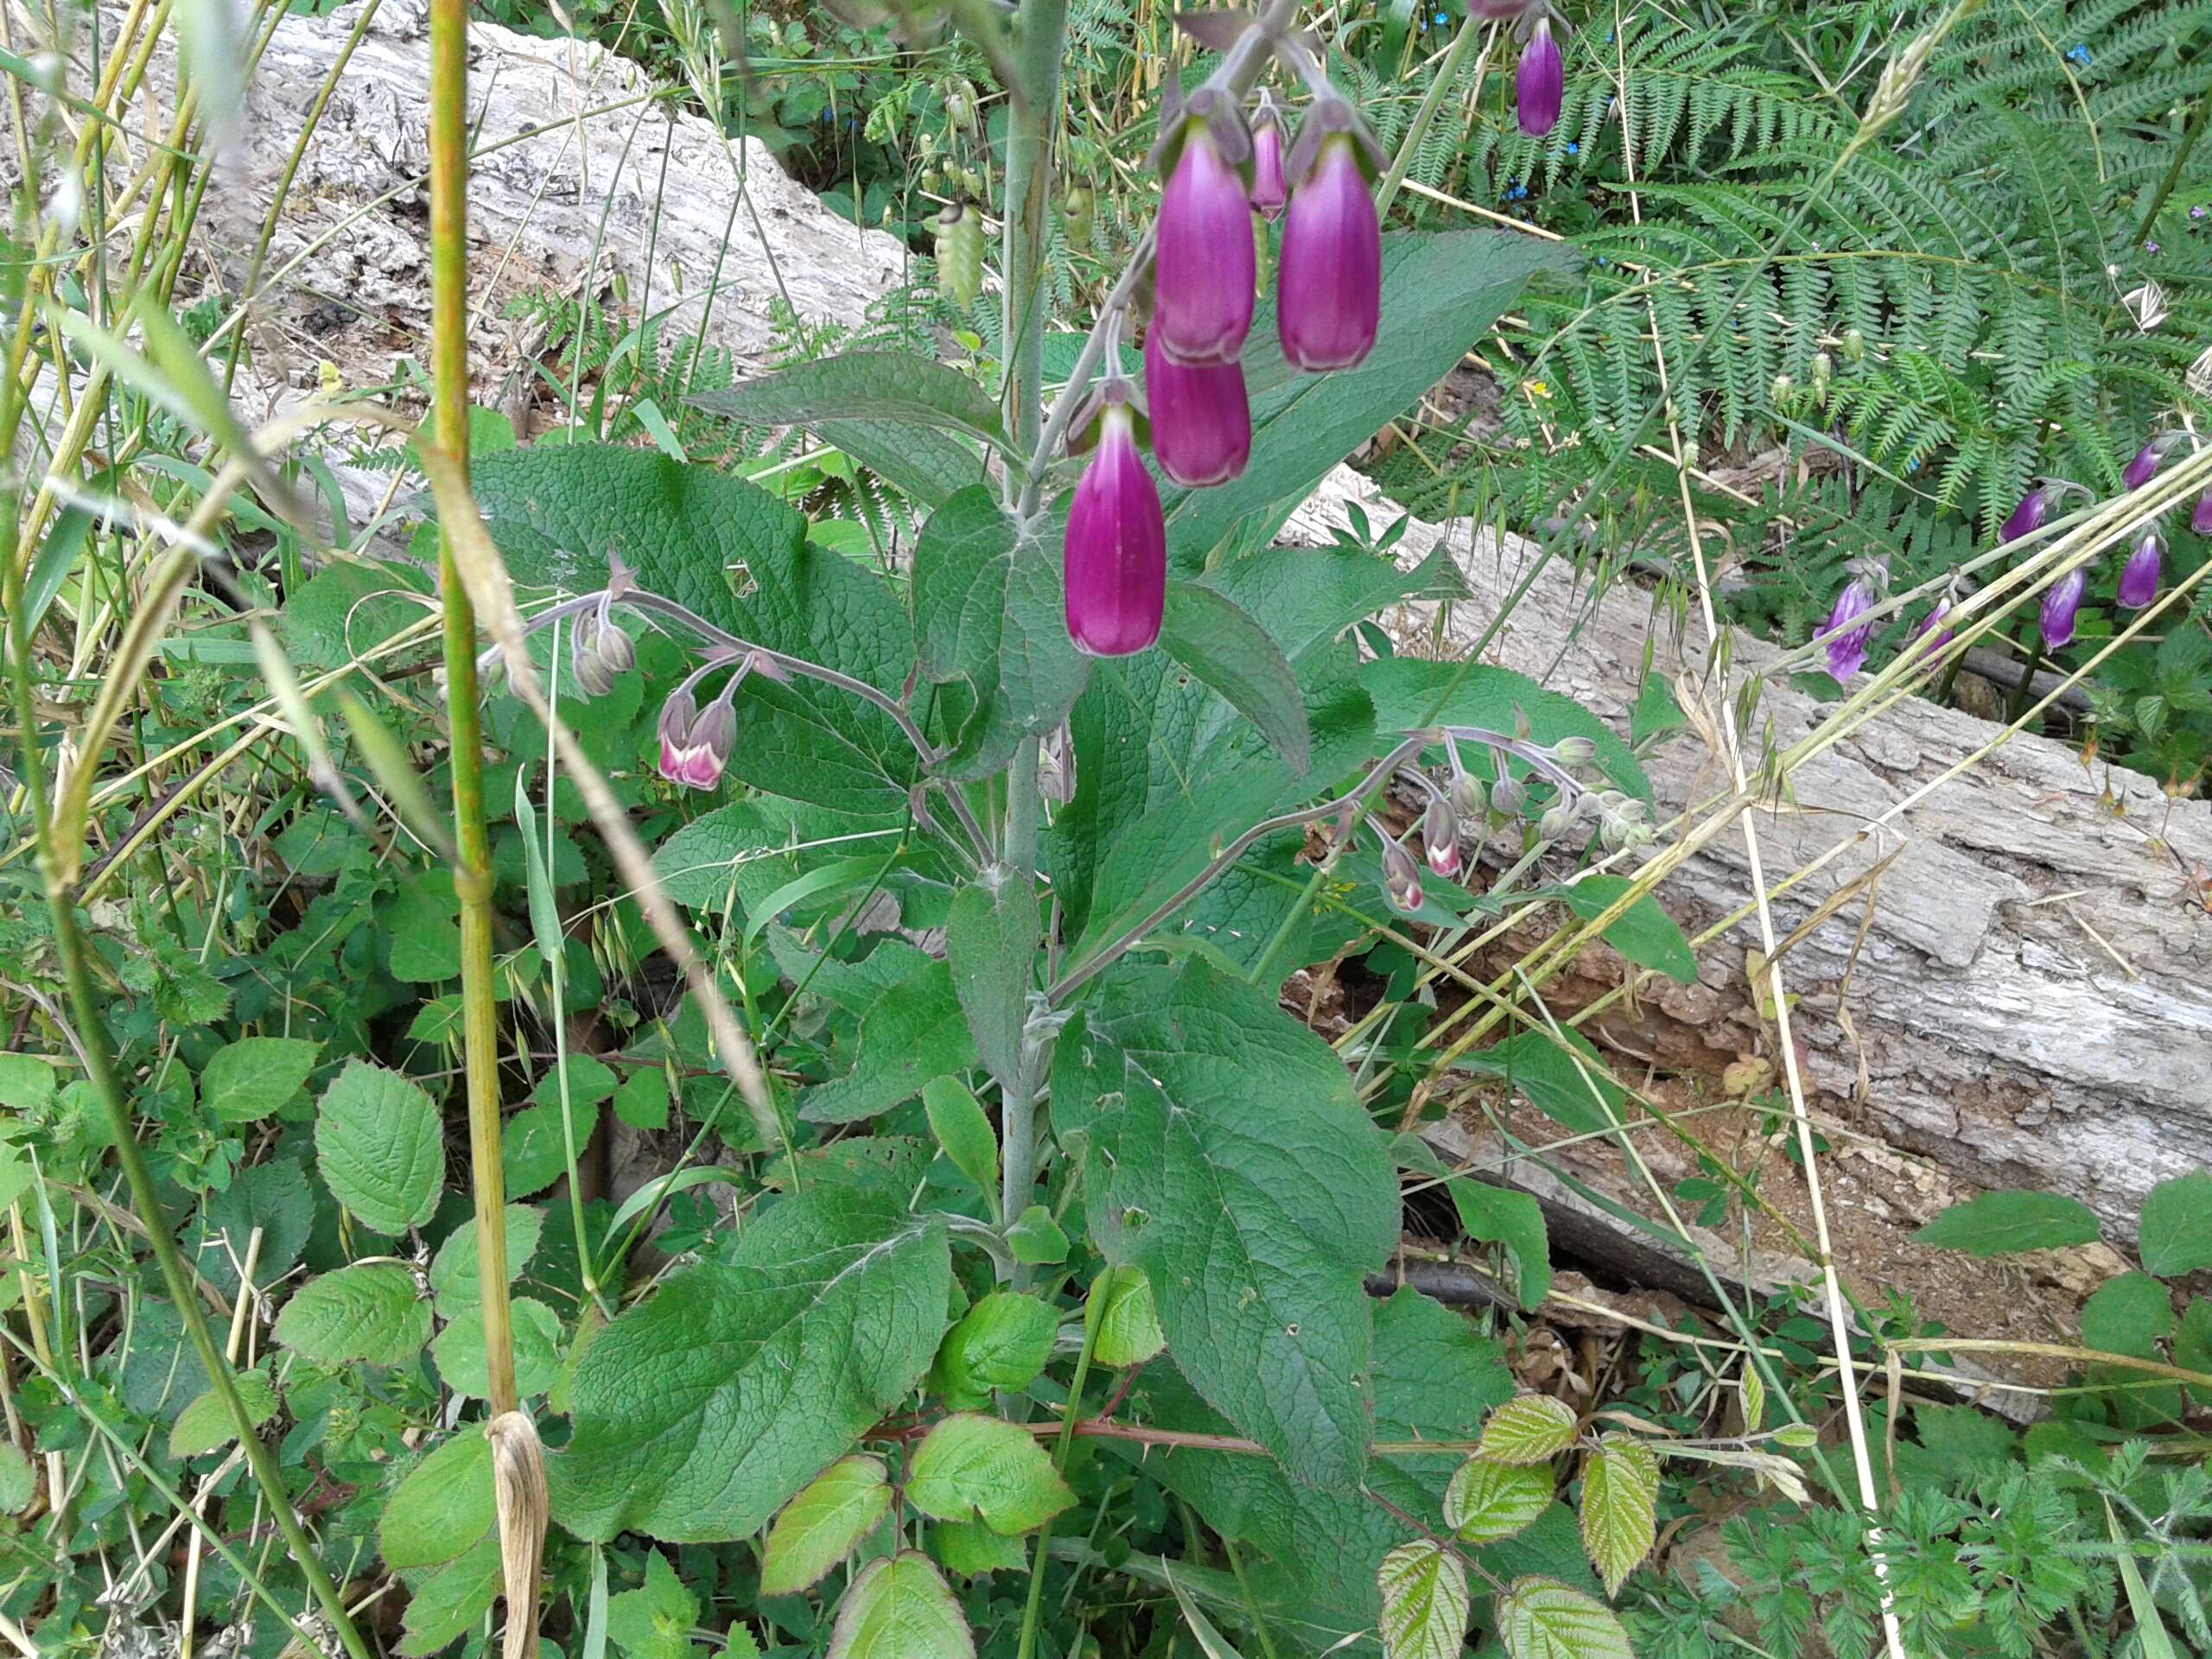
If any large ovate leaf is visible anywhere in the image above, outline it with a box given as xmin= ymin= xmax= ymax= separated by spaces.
xmin=1496 ymin=1578 xmax=1633 ymax=1659
xmin=910 ymin=486 xmax=1088 ymax=779
xmin=1912 ymin=1190 xmax=2101 ymax=1257
xmin=273 ymin=1262 xmax=432 ymax=1366
xmin=1453 ymin=1028 xmax=1626 ymax=1139
xmin=906 ymin=1412 xmax=1075 ymax=1535
xmin=827 ymin=1552 xmax=975 ymax=1659
xmin=1376 ymin=1541 xmax=1469 ymax=1659
xmin=1052 ymin=959 xmax=1397 ymax=1490
xmin=931 ymin=1291 xmax=1058 ymax=1408
xmin=1578 ymin=1435 xmax=1657 ymax=1597
xmin=552 ymin=1186 xmax=949 ymax=1541
xmin=798 ymin=958 xmax=977 ymax=1124
xmin=1157 ymin=582 xmax=1310 ymax=774
xmin=690 ymin=351 xmax=1010 ymax=454
xmin=944 ymin=866 xmax=1039 ymax=1101
xmin=760 ymin=1456 xmax=894 ymax=1597
xmin=1559 ymin=875 xmax=1696 ymax=984
xmin=471 ymin=444 xmax=918 ymax=814
xmin=314 ymin=1060 xmax=444 ymax=1235
xmin=1164 ymin=230 xmax=1573 ymax=569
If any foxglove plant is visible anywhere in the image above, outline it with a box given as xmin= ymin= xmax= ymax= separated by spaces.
xmin=1818 ymin=561 xmax=1887 ymax=683
xmin=1144 ymin=326 xmax=1251 ymax=487
xmin=1151 ymin=86 xmax=1257 ymax=365
xmin=1375 ymin=822 xmax=1427 ymax=912
xmin=2196 ymin=489 xmax=2212 ymax=535
xmin=1516 ymin=16 xmax=1564 ymax=136
xmin=2121 ymin=434 xmax=2187 ymax=491
xmin=1064 ymin=379 xmax=1168 ymax=656
xmin=2039 ymin=567 xmax=2088 ymax=649
xmin=1277 ymin=99 xmax=1385 ymax=371
xmin=1249 ymin=92 xmax=1288 ymax=221
xmin=2116 ymin=531 xmax=2164 ymax=610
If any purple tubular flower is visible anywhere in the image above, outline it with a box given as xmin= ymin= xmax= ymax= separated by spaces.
xmin=1421 ymin=794 xmax=1462 ymax=878
xmin=1517 ymin=18 xmax=1564 ymax=137
xmin=1144 ymin=327 xmax=1251 ymax=487
xmin=2000 ymin=486 xmax=2049 ymax=543
xmin=1154 ymin=124 xmax=1256 ymax=365
xmin=1064 ymin=404 xmax=1167 ymax=657
xmin=1913 ymin=599 xmax=1955 ymax=654
xmin=1821 ymin=575 xmax=1879 ymax=683
xmin=2195 ymin=488 xmax=2212 ymax=536
xmin=1376 ymin=825 xmax=1425 ymax=913
xmin=1249 ymin=114 xmax=1287 ymax=222
xmin=2122 ymin=442 xmax=2164 ymax=491
xmin=2039 ymin=568 xmax=2088 ymax=650
xmin=657 ymin=674 xmax=741 ymax=791
xmin=1278 ymin=136 xmax=1382 ymax=372
xmin=2117 ymin=533 xmax=2163 ymax=609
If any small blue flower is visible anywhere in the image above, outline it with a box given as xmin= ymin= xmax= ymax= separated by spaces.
xmin=2146 ymin=240 xmax=2161 ymax=254
xmin=1907 ymin=459 xmax=1921 ymax=474
xmin=1595 ymin=255 xmax=1607 ymax=264
xmin=1565 ymin=141 xmax=1579 ymax=154
xmin=2065 ymin=42 xmax=2091 ymax=64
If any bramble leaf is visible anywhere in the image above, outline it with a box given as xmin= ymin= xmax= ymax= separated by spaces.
xmin=1478 ymin=1395 xmax=1580 ymax=1465
xmin=1579 ymin=1435 xmax=1658 ymax=1596
xmin=1090 ymin=1265 xmax=1167 ymax=1367
xmin=2139 ymin=1170 xmax=2212 ymax=1277
xmin=906 ymin=1413 xmax=1075 ymax=1535
xmin=382 ymin=1430 xmax=495 ymax=1571
xmin=1443 ymin=1457 xmax=1553 ymax=1544
xmin=1376 ymin=1541 xmax=1470 ymax=1659
xmin=1497 ymin=1577 xmax=1634 ymax=1659
xmin=760 ymin=1456 xmax=894 ymax=1597
xmin=315 ymin=1060 xmax=443 ymax=1235
xmin=827 ymin=1553 xmax=974 ymax=1659
xmin=200 ymin=1036 xmax=321 ymax=1123
xmin=273 ymin=1262 xmax=432 ymax=1366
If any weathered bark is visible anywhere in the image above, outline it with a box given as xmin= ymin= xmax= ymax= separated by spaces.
xmin=1286 ymin=467 xmax=2211 ymax=1381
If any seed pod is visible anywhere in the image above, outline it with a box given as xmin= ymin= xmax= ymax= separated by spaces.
xmin=1551 ymin=735 xmax=1595 ymax=768
xmin=594 ymin=617 xmax=635 ymax=676
xmin=1770 ymin=372 xmax=1795 ymax=406
xmin=944 ymin=77 xmax=977 ymax=132
xmin=1810 ymin=350 xmax=1833 ymax=407
xmin=1537 ymin=801 xmax=1576 ymax=842
xmin=935 ymin=202 xmax=983 ymax=308
xmin=569 ymin=614 xmax=614 ymax=697
xmin=1840 ymin=327 xmax=1866 ymax=364
xmin=1451 ymin=770 xmax=1487 ymax=819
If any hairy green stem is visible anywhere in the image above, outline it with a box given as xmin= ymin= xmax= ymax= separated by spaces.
xmin=428 ymin=0 xmax=516 ymax=1417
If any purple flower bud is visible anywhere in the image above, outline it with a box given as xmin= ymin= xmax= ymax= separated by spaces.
xmin=2000 ymin=486 xmax=2048 ymax=543
xmin=2195 ymin=488 xmax=2212 ymax=536
xmin=2117 ymin=532 xmax=2163 ymax=609
xmin=1143 ymin=327 xmax=1250 ymax=488
xmin=1154 ymin=124 xmax=1256 ymax=365
xmin=1912 ymin=598 xmax=1955 ymax=654
xmin=594 ymin=614 xmax=636 ymax=676
xmin=1421 ymin=794 xmax=1461 ymax=878
xmin=1278 ymin=136 xmax=1381 ymax=373
xmin=2121 ymin=441 xmax=2164 ymax=491
xmin=1064 ymin=404 xmax=1166 ymax=657
xmin=1376 ymin=826 xmax=1425 ymax=913
xmin=1821 ymin=575 xmax=1879 ymax=683
xmin=1516 ymin=18 xmax=1564 ymax=137
xmin=657 ymin=671 xmax=741 ymax=791
xmin=1249 ymin=111 xmax=1287 ymax=222
xmin=2039 ymin=567 xmax=2088 ymax=650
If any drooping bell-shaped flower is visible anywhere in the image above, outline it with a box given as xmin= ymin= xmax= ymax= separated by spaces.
xmin=657 ymin=667 xmax=743 ymax=791
xmin=1278 ymin=127 xmax=1382 ymax=372
xmin=1249 ymin=99 xmax=1287 ymax=222
xmin=1375 ymin=824 xmax=1425 ymax=913
xmin=1064 ymin=396 xmax=1166 ymax=657
xmin=2000 ymin=486 xmax=2050 ymax=543
xmin=1421 ymin=792 xmax=1461 ymax=878
xmin=1820 ymin=571 xmax=1881 ymax=683
xmin=2121 ymin=439 xmax=2165 ymax=491
xmin=1913 ymin=595 xmax=1955 ymax=655
xmin=1144 ymin=326 xmax=1250 ymax=487
xmin=2117 ymin=532 xmax=2163 ymax=609
xmin=2039 ymin=567 xmax=2088 ymax=650
xmin=1517 ymin=18 xmax=1564 ymax=137
xmin=1154 ymin=116 xmax=1256 ymax=365
xmin=2195 ymin=488 xmax=2212 ymax=535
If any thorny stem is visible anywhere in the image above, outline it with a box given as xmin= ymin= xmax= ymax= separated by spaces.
xmin=1014 ymin=1291 xmax=1104 ymax=1659
xmin=1016 ymin=0 xmax=1304 ymax=518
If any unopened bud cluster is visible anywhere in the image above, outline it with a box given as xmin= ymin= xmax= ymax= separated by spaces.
xmin=1371 ymin=728 xmax=1649 ymax=914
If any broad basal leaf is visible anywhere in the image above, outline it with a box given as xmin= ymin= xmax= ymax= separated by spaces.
xmin=1376 ymin=1541 xmax=1469 ymax=1659
xmin=315 ymin=1060 xmax=444 ymax=1235
xmin=1478 ymin=1395 xmax=1580 ymax=1465
xmin=1496 ymin=1577 xmax=1633 ymax=1659
xmin=1052 ymin=959 xmax=1397 ymax=1490
xmin=1911 ymin=1190 xmax=2100 ymax=1257
xmin=828 ymin=1553 xmax=974 ymax=1659
xmin=552 ymin=1186 xmax=949 ymax=1541
xmin=1443 ymin=1457 xmax=1554 ymax=1545
xmin=906 ymin=1412 xmax=1074 ymax=1535
xmin=690 ymin=351 xmax=1011 ymax=454
xmin=274 ymin=1262 xmax=432 ymax=1366
xmin=910 ymin=486 xmax=1088 ymax=779
xmin=1449 ymin=1180 xmax=1552 ymax=1311
xmin=1452 ymin=1029 xmax=1626 ymax=1139
xmin=1559 ymin=875 xmax=1696 ymax=985
xmin=1578 ymin=1435 xmax=1657 ymax=1597
xmin=760 ymin=1456 xmax=894 ymax=1597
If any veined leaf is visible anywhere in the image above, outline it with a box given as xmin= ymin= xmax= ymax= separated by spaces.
xmin=931 ymin=1292 xmax=1058 ymax=1408
xmin=314 ymin=1060 xmax=443 ymax=1236
xmin=1449 ymin=1180 xmax=1553 ymax=1311
xmin=906 ymin=1412 xmax=1074 ymax=1535
xmin=382 ymin=1430 xmax=495 ymax=1571
xmin=691 ymin=351 xmax=1012 ymax=455
xmin=1578 ymin=1435 xmax=1657 ymax=1596
xmin=553 ymin=1187 xmax=949 ymax=1542
xmin=273 ymin=1262 xmax=431 ymax=1367
xmin=1912 ymin=1190 xmax=2100 ymax=1256
xmin=1376 ymin=1541 xmax=1470 ymax=1659
xmin=1496 ymin=1577 xmax=1633 ymax=1659
xmin=2138 ymin=1170 xmax=2212 ymax=1277
xmin=760 ymin=1456 xmax=893 ymax=1597
xmin=827 ymin=1552 xmax=975 ymax=1659
xmin=1442 ymin=1457 xmax=1553 ymax=1544
xmin=1090 ymin=1265 xmax=1166 ymax=1367
xmin=945 ymin=866 xmax=1039 ymax=1101
xmin=1478 ymin=1395 xmax=1580 ymax=1465
xmin=1157 ymin=582 xmax=1310 ymax=774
